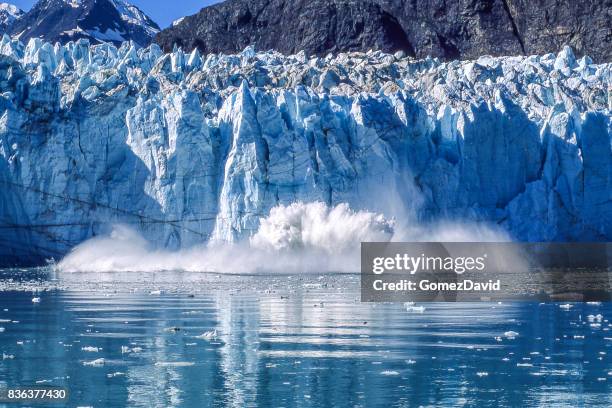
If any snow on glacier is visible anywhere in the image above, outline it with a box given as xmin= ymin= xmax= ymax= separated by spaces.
xmin=0 ymin=36 xmax=610 ymax=265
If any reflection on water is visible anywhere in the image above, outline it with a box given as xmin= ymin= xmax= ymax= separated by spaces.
xmin=0 ymin=270 xmax=611 ymax=407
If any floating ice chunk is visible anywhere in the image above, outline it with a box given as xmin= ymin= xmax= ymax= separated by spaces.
xmin=406 ymin=306 xmax=426 ymax=313
xmin=81 ymin=346 xmax=99 ymax=352
xmin=559 ymin=304 xmax=573 ymax=310
xmin=32 ymin=297 xmax=41 ymax=303
xmin=82 ymin=358 xmax=105 ymax=366
xmin=121 ymin=346 xmax=143 ymax=354
xmin=587 ymin=314 xmax=603 ymax=323
xmin=476 ymin=372 xmax=489 ymax=377
xmin=381 ymin=370 xmax=400 ymax=376
xmin=154 ymin=362 xmax=194 ymax=367
xmin=195 ymin=330 xmax=217 ymax=340
xmin=504 ymin=331 xmax=519 ymax=339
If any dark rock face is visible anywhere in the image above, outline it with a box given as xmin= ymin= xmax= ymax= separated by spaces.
xmin=156 ymin=0 xmax=611 ymax=62
xmin=9 ymin=0 xmax=160 ymax=47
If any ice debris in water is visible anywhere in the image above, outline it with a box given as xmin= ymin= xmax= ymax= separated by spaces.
xmin=559 ymin=304 xmax=573 ymax=310
xmin=587 ymin=314 xmax=604 ymax=323
xmin=504 ymin=331 xmax=519 ymax=339
xmin=154 ymin=362 xmax=195 ymax=367
xmin=121 ymin=346 xmax=142 ymax=354
xmin=31 ymin=298 xmax=41 ymax=303
xmin=406 ymin=304 xmax=426 ymax=313
xmin=82 ymin=358 xmax=105 ymax=366
xmin=195 ymin=330 xmax=218 ymax=340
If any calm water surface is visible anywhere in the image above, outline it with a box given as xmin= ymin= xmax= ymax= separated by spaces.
xmin=0 ymin=268 xmax=611 ymax=407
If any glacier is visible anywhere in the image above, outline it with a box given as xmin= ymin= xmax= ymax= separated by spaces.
xmin=0 ymin=35 xmax=610 ymax=266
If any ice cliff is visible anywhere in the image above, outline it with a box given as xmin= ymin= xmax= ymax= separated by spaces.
xmin=0 ymin=36 xmax=610 ymax=266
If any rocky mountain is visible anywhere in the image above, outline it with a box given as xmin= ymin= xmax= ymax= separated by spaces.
xmin=0 ymin=3 xmax=23 ymax=34
xmin=8 ymin=0 xmax=159 ymax=47
xmin=156 ymin=0 xmax=612 ymax=62
xmin=0 ymin=36 xmax=610 ymax=266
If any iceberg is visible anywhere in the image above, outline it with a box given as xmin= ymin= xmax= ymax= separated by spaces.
xmin=0 ymin=37 xmax=610 ymax=266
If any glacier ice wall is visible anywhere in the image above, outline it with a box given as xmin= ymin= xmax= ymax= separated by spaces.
xmin=0 ymin=35 xmax=610 ymax=265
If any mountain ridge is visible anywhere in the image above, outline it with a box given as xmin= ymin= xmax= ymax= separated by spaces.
xmin=4 ymin=0 xmax=159 ymax=47
xmin=156 ymin=0 xmax=611 ymax=62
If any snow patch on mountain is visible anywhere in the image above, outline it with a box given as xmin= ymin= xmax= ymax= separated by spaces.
xmin=0 ymin=37 xmax=609 ymax=266
xmin=0 ymin=3 xmax=23 ymax=33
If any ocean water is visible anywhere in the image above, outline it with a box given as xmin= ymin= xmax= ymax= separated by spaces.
xmin=0 ymin=269 xmax=611 ymax=407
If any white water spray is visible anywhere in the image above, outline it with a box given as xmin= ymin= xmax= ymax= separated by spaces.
xmin=57 ymin=201 xmax=509 ymax=274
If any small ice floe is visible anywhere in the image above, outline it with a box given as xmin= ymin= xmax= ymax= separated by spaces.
xmin=587 ymin=314 xmax=604 ymax=323
xmin=597 ymin=378 xmax=607 ymax=382
xmin=121 ymin=346 xmax=143 ymax=354
xmin=150 ymin=290 xmax=162 ymax=295
xmin=81 ymin=346 xmax=100 ymax=352
xmin=406 ymin=305 xmax=426 ymax=313
xmin=107 ymin=372 xmax=126 ymax=378
xmin=195 ymin=330 xmax=217 ymax=340
xmin=2 ymin=353 xmax=14 ymax=360
xmin=82 ymin=358 xmax=105 ymax=366
xmin=504 ymin=331 xmax=519 ymax=339
xmin=573 ymin=335 xmax=585 ymax=339
xmin=381 ymin=370 xmax=400 ymax=376
xmin=502 ymin=358 xmax=510 ymax=362
xmin=405 ymin=359 xmax=416 ymax=365
xmin=559 ymin=304 xmax=573 ymax=310
xmin=154 ymin=362 xmax=194 ymax=367
xmin=587 ymin=302 xmax=602 ymax=306
xmin=476 ymin=372 xmax=489 ymax=377
xmin=516 ymin=363 xmax=533 ymax=367
xmin=36 ymin=380 xmax=51 ymax=384
xmin=31 ymin=297 xmax=41 ymax=303
xmin=0 ymin=327 xmax=5 ymax=333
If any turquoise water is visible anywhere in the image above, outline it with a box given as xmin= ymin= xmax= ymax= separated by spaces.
xmin=0 ymin=269 xmax=611 ymax=407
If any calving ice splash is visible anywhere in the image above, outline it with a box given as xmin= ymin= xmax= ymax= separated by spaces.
xmin=58 ymin=202 xmax=505 ymax=273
